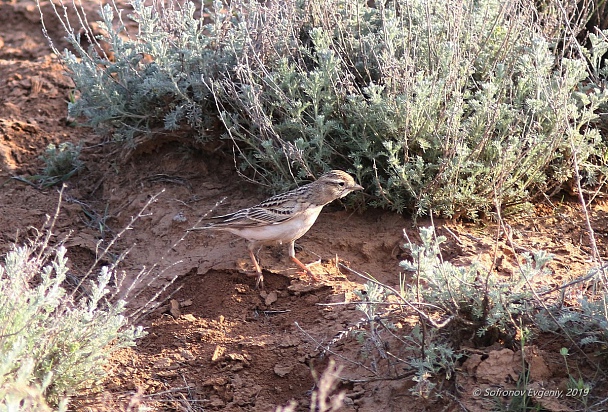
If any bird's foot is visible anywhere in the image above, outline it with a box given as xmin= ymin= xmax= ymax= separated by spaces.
xmin=291 ymin=257 xmax=320 ymax=282
xmin=254 ymin=272 xmax=264 ymax=290
xmin=238 ymin=270 xmax=265 ymax=290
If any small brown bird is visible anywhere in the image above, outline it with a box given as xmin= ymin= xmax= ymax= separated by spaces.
xmin=193 ymin=170 xmax=363 ymax=288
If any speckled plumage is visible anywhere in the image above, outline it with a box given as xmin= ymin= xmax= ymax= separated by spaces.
xmin=195 ymin=170 xmax=363 ymax=288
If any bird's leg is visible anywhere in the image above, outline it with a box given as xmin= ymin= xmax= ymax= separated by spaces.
xmin=247 ymin=243 xmax=264 ymax=289
xmin=288 ymin=241 xmax=319 ymax=282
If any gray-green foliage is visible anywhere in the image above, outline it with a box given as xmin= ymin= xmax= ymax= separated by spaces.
xmin=42 ymin=0 xmax=608 ymax=216
xmin=342 ymin=226 xmax=553 ymax=394
xmin=0 ymin=240 xmax=144 ymax=409
xmin=404 ymin=325 xmax=460 ymax=397
xmin=536 ymin=277 xmax=608 ymax=349
xmin=348 ymin=280 xmax=462 ymax=393
xmin=342 ymin=227 xmax=608 ymax=398
xmin=59 ymin=0 xmax=223 ymax=141
xmin=37 ymin=142 xmax=83 ymax=187
xmin=401 ymin=226 xmax=552 ymax=337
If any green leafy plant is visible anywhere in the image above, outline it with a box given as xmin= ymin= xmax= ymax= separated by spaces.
xmin=560 ymin=348 xmax=591 ymax=408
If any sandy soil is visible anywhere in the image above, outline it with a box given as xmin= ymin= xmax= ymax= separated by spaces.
xmin=2 ymin=1 xmax=608 ymax=411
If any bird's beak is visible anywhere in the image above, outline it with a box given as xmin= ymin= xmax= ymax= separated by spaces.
xmin=352 ymin=184 xmax=364 ymax=191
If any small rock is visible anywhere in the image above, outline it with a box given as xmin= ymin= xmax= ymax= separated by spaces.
xmin=273 ymin=363 xmax=294 ymax=377
xmin=475 ymin=348 xmax=518 ymax=384
xmin=278 ymin=336 xmax=300 ymax=348
xmin=462 ymin=354 xmax=483 ymax=374
xmin=211 ymin=345 xmax=226 ymax=362
xmin=235 ymin=284 xmax=248 ymax=294
xmin=181 ymin=313 xmax=197 ymax=322
xmin=226 ymin=353 xmax=251 ymax=366
xmin=181 ymin=299 xmax=193 ymax=307
xmin=153 ymin=358 xmax=172 ymax=368
xmin=523 ymin=346 xmax=552 ymax=382
xmin=169 ymin=299 xmax=181 ymax=318
xmin=265 ymin=291 xmax=278 ymax=306
xmin=304 ymin=294 xmax=319 ymax=304
xmin=202 ymin=376 xmax=228 ymax=387
xmin=180 ymin=349 xmax=195 ymax=360
xmin=343 ymin=396 xmax=355 ymax=406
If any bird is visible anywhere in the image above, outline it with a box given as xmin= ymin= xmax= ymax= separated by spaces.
xmin=191 ymin=170 xmax=364 ymax=288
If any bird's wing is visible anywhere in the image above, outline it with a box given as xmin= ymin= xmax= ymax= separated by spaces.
xmin=207 ymin=191 xmax=306 ymax=228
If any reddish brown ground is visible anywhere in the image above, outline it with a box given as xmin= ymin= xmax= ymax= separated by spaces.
xmin=2 ymin=1 xmax=608 ymax=411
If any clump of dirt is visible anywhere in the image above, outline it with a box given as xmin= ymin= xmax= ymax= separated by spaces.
xmin=2 ymin=2 xmax=608 ymax=411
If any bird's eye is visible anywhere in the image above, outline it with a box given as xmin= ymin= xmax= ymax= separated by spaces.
xmin=338 ymin=181 xmax=345 ymax=187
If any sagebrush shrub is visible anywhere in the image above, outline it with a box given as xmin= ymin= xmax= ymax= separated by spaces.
xmin=400 ymin=227 xmax=553 ymax=337
xmin=0 ymin=239 xmax=144 ymax=408
xmin=41 ymin=0 xmax=608 ymax=216
xmin=330 ymin=226 xmax=553 ymax=396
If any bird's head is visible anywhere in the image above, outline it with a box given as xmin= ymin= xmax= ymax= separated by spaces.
xmin=311 ymin=170 xmax=364 ymax=204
